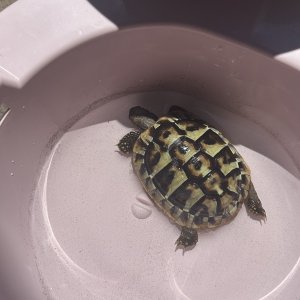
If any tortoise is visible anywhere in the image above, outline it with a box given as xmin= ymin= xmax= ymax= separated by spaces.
xmin=118 ymin=106 xmax=266 ymax=249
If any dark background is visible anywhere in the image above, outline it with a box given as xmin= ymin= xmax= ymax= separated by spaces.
xmin=88 ymin=0 xmax=300 ymax=55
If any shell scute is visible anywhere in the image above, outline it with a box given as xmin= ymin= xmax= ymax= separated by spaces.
xmin=132 ymin=116 xmax=250 ymax=229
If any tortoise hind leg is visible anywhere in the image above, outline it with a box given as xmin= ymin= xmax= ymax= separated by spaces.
xmin=246 ymin=182 xmax=266 ymax=218
xmin=117 ymin=131 xmax=140 ymax=154
xmin=176 ymin=227 xmax=198 ymax=249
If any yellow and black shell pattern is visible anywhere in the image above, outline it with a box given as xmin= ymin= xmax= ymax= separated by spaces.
xmin=132 ymin=116 xmax=251 ymax=229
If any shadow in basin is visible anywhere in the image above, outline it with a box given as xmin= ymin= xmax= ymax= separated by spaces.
xmin=2 ymin=25 xmax=300 ymax=181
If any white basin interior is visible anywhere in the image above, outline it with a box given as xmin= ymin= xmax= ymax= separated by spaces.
xmin=0 ymin=26 xmax=300 ymax=299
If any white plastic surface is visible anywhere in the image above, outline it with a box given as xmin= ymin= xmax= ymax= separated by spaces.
xmin=31 ymin=92 xmax=300 ymax=299
xmin=276 ymin=50 xmax=300 ymax=71
xmin=0 ymin=0 xmax=117 ymax=87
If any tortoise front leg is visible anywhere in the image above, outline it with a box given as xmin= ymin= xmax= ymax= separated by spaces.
xmin=117 ymin=131 xmax=140 ymax=154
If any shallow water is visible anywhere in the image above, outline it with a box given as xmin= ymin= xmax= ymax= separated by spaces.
xmin=31 ymin=91 xmax=300 ymax=299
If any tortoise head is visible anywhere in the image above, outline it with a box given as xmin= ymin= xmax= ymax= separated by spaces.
xmin=129 ymin=106 xmax=158 ymax=130
xmin=168 ymin=105 xmax=193 ymax=120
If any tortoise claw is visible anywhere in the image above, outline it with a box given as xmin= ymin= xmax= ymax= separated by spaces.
xmin=117 ymin=131 xmax=140 ymax=154
xmin=247 ymin=182 xmax=267 ymax=220
xmin=175 ymin=228 xmax=198 ymax=250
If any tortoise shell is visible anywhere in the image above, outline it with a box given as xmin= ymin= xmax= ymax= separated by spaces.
xmin=132 ymin=115 xmax=251 ymax=229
